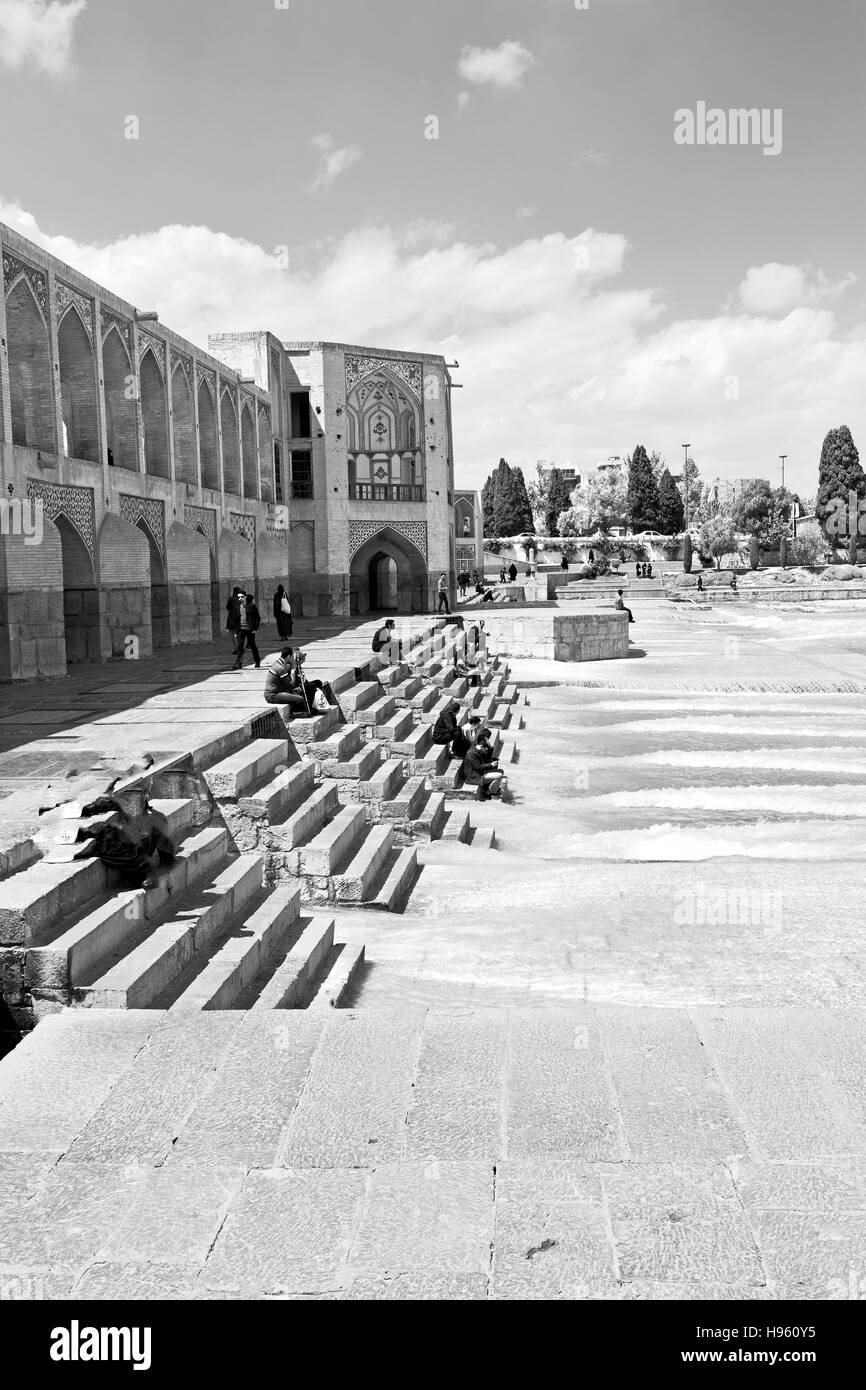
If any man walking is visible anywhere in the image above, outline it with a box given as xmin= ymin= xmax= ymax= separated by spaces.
xmin=437 ymin=573 xmax=450 ymax=615
xmin=234 ymin=592 xmax=262 ymax=668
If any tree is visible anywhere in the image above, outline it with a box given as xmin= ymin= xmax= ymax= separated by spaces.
xmin=657 ymin=467 xmax=685 ymax=534
xmin=626 ymin=445 xmax=662 ymax=531
xmin=699 ymin=513 xmax=739 ymax=569
xmin=677 ymin=456 xmax=702 ymax=527
xmin=544 ymin=468 xmax=575 ymax=536
xmin=567 ymin=462 xmax=628 ymax=534
xmin=816 ymin=426 xmax=866 ymax=546
xmin=481 ymin=473 xmax=496 ymax=538
xmin=489 ymin=457 xmax=534 ymax=536
xmin=732 ymin=480 xmax=794 ymax=545
xmin=527 ymin=463 xmax=551 ymax=533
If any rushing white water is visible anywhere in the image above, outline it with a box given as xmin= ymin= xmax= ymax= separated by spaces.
xmin=544 ymin=819 xmax=866 ymax=862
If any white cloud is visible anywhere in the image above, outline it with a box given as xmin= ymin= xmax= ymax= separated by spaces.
xmin=737 ymin=262 xmax=857 ymax=315
xmin=457 ymin=90 xmax=471 ymax=112
xmin=575 ymin=150 xmax=609 ymax=167
xmin=0 ymin=0 xmax=86 ymax=76
xmin=457 ymin=40 xmax=538 ymax=91
xmin=517 ymin=206 xmax=536 ymax=219
xmin=309 ymin=132 xmax=362 ymax=193
xmin=2 ymin=199 xmax=862 ymax=498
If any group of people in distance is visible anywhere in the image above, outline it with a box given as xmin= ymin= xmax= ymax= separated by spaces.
xmin=635 ymin=562 xmax=653 ymax=578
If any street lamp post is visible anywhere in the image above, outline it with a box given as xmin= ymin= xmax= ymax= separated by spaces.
xmin=779 ymin=454 xmax=787 ymax=490
xmin=682 ymin=444 xmax=691 ymax=530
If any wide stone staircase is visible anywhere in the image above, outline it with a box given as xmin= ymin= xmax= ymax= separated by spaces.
xmin=0 ymin=621 xmax=522 ymax=1034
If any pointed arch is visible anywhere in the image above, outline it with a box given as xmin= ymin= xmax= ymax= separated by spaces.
xmin=258 ymin=408 xmax=273 ymax=501
xmin=58 ymin=306 xmax=99 ymax=463
xmin=140 ymin=348 xmax=170 ymax=478
xmin=198 ymin=379 xmax=219 ymax=489
xmin=6 ymin=276 xmax=55 ymax=451
xmin=171 ymin=363 xmax=197 ymax=485
xmin=220 ymin=389 xmax=241 ymax=495
xmin=241 ymin=400 xmax=258 ymax=500
xmin=103 ymin=327 xmax=138 ymax=469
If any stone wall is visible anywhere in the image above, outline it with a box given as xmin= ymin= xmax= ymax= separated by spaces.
xmin=477 ymin=610 xmax=628 ymax=662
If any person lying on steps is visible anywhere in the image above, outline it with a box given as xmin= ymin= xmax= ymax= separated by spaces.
xmin=78 ymin=787 xmax=176 ymax=891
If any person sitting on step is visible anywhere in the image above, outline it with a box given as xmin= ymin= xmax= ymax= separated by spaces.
xmin=431 ymin=698 xmax=470 ymax=759
xmin=79 ymin=787 xmax=176 ymax=891
xmin=263 ymin=647 xmax=309 ymax=717
xmin=462 ymin=731 xmax=505 ymax=800
xmin=615 ymin=589 xmax=635 ymax=623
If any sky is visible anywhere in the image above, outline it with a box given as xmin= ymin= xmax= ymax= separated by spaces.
xmin=1 ymin=0 xmax=865 ymax=499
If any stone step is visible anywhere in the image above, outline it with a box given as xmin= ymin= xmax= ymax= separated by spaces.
xmin=337 ymin=680 xmax=381 ymax=715
xmin=297 ymin=805 xmax=367 ymax=878
xmin=167 ymin=885 xmax=302 ymax=1012
xmin=501 ymin=683 xmax=519 ymax=704
xmin=408 ymin=685 xmax=440 ymax=714
xmin=380 ymin=773 xmax=429 ymax=823
xmin=333 ymin=824 xmax=395 ymax=902
xmin=416 ymin=790 xmax=451 ymax=840
xmin=373 ymin=708 xmax=416 ymax=743
xmin=25 ymin=825 xmax=232 ymax=995
xmin=390 ymin=722 xmax=433 ymax=762
xmin=440 ymin=805 xmax=472 ymax=842
xmin=367 ymin=846 xmax=420 ymax=913
xmin=488 ymin=703 xmax=513 ymax=730
xmin=359 ymin=757 xmax=406 ymax=803
xmin=7 ymin=821 xmax=229 ymax=953
xmin=204 ymin=739 xmax=290 ymax=799
xmin=311 ymin=724 xmax=364 ymax=766
xmin=375 ymin=662 xmax=410 ymax=690
xmin=419 ymin=694 xmax=466 ymax=726
xmin=353 ymin=695 xmax=397 ymax=728
xmin=274 ymin=782 xmax=339 ymax=847
xmin=306 ymin=942 xmax=365 ymax=1009
xmin=251 ymin=915 xmax=336 ymax=1009
xmin=321 ymin=742 xmax=384 ymax=784
xmin=148 ymin=797 xmax=204 ymax=842
xmin=391 ymin=676 xmax=424 ymax=705
xmin=281 ymin=707 xmax=341 ymax=744
xmin=414 ymin=742 xmax=450 ymax=780
xmin=240 ymin=760 xmax=316 ymax=822
xmin=78 ymin=853 xmax=264 ymax=1008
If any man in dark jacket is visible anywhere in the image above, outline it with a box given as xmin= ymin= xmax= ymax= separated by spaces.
xmin=234 ymin=593 xmax=262 ymax=669
xmin=462 ymin=732 xmax=504 ymax=800
xmin=264 ymin=647 xmax=308 ymax=715
xmin=226 ymin=587 xmax=244 ymax=657
xmin=508 ymin=563 xmax=518 ymax=582
xmin=432 ymin=699 xmax=469 ymax=758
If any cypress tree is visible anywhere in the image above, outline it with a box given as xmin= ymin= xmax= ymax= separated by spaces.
xmin=494 ymin=459 xmax=534 ymax=536
xmin=481 ymin=473 xmax=496 ymax=537
xmin=816 ymin=426 xmax=866 ymax=542
xmin=657 ymin=468 xmax=685 ymax=535
xmin=544 ymin=468 xmax=574 ymax=536
xmin=627 ymin=445 xmax=662 ymax=531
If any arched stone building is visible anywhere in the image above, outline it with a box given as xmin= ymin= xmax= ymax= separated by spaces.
xmin=0 ymin=221 xmax=460 ymax=681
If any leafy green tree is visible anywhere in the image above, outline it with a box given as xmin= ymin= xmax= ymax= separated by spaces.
xmin=626 ymin=445 xmax=662 ymax=531
xmin=657 ymin=467 xmax=685 ymax=534
xmin=544 ymin=467 xmax=575 ymax=535
xmin=699 ymin=513 xmax=739 ymax=569
xmin=816 ymin=426 xmax=866 ymax=543
xmin=567 ymin=462 xmax=628 ymax=534
xmin=677 ymin=456 xmax=702 ymax=527
xmin=732 ymin=481 xmax=793 ymax=545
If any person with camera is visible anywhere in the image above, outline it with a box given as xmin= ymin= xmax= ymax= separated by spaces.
xmin=461 ymin=730 xmax=506 ymax=800
xmin=263 ymin=647 xmax=309 ymax=717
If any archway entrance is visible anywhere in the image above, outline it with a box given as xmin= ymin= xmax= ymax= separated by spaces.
xmin=136 ymin=521 xmax=170 ymax=650
xmin=349 ymin=528 xmax=427 ymax=615
xmin=55 ymin=517 xmax=99 ymax=665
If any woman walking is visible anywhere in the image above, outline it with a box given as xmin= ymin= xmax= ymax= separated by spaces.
xmin=273 ymin=584 xmax=293 ymax=640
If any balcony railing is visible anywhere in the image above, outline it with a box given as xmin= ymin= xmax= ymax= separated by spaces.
xmin=349 ymin=483 xmax=425 ymax=502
